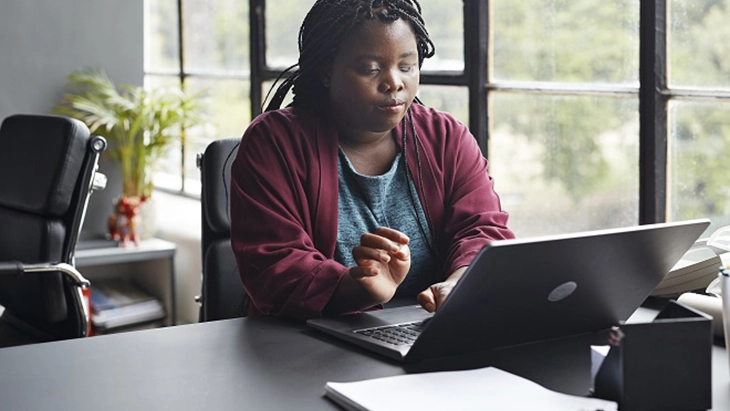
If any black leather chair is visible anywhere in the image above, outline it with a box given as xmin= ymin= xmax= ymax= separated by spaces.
xmin=0 ymin=114 xmax=106 ymax=347
xmin=197 ymin=138 xmax=248 ymax=321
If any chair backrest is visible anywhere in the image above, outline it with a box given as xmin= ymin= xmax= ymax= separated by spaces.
xmin=199 ymin=138 xmax=248 ymax=321
xmin=0 ymin=114 xmax=105 ymax=339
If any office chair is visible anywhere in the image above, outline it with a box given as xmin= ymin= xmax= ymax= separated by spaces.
xmin=0 ymin=114 xmax=106 ymax=347
xmin=197 ymin=138 xmax=249 ymax=322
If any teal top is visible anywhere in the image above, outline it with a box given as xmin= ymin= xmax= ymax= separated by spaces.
xmin=334 ymin=147 xmax=440 ymax=297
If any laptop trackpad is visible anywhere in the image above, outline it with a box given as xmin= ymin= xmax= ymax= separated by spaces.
xmin=314 ymin=305 xmax=433 ymax=332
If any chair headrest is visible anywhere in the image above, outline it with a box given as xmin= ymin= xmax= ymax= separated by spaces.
xmin=202 ymin=139 xmax=240 ymax=236
xmin=0 ymin=114 xmax=90 ymax=217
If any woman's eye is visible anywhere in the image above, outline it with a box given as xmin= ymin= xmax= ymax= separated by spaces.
xmin=400 ymin=65 xmax=415 ymax=72
xmin=358 ymin=67 xmax=379 ymax=75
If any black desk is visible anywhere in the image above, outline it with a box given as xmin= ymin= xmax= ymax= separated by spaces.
xmin=0 ymin=309 xmax=728 ymax=410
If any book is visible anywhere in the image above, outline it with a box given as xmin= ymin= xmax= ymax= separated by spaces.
xmin=90 ymin=279 xmax=165 ymax=332
xmin=324 ymin=367 xmax=617 ymax=411
xmin=651 ymin=225 xmax=730 ymax=298
xmin=651 ymin=246 xmax=722 ymax=298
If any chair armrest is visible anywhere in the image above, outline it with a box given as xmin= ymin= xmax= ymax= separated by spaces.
xmin=0 ymin=261 xmax=91 ymax=338
xmin=0 ymin=261 xmax=24 ymax=276
xmin=21 ymin=263 xmax=91 ymax=288
xmin=0 ymin=261 xmax=89 ymax=288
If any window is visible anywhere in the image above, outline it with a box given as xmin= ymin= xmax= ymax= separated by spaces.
xmin=487 ymin=1 xmax=640 ymax=236
xmin=144 ymin=0 xmax=729 ymax=237
xmin=145 ymin=0 xmax=251 ymax=194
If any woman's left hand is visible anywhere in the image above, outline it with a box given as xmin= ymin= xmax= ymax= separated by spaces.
xmin=416 ymin=266 xmax=467 ymax=312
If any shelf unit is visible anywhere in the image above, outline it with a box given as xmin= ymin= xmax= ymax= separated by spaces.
xmin=75 ymin=238 xmax=177 ymax=329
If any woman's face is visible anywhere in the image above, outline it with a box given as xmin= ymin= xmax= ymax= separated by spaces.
xmin=325 ymin=18 xmax=420 ymax=141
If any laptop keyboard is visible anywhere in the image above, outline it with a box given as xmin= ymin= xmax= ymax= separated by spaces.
xmin=354 ymin=321 xmax=426 ymax=346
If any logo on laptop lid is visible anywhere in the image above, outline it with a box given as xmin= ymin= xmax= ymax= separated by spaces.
xmin=548 ymin=281 xmax=577 ymax=302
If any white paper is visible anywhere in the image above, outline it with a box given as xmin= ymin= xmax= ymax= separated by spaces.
xmin=324 ymin=367 xmax=617 ymax=411
xmin=590 ymin=345 xmax=610 ymax=389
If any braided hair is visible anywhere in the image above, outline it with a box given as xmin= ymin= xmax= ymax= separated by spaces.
xmin=264 ymin=0 xmax=435 ymax=112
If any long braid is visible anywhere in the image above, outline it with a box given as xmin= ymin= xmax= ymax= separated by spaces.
xmin=403 ymin=107 xmax=438 ymax=259
xmin=263 ymin=0 xmax=435 ymax=111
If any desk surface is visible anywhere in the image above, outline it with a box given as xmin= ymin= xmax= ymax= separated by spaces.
xmin=0 ymin=310 xmax=728 ymax=410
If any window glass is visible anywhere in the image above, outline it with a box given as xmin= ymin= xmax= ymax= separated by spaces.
xmin=144 ymin=74 xmax=183 ymax=90
xmin=417 ymin=85 xmax=468 ymax=125
xmin=151 ymin=77 xmax=250 ymax=195
xmin=146 ymin=75 xmax=186 ymax=192
xmin=489 ymin=93 xmax=639 ymax=237
xmin=183 ymin=0 xmax=249 ymax=73
xmin=491 ymin=0 xmax=639 ymax=85
xmin=186 ymin=76 xmax=251 ymax=139
xmin=265 ymin=0 xmax=312 ymax=68
xmin=668 ymin=101 xmax=730 ymax=235
xmin=144 ymin=0 xmax=180 ymax=72
xmin=669 ymin=0 xmax=730 ymax=89
xmin=420 ymin=0 xmax=464 ymax=71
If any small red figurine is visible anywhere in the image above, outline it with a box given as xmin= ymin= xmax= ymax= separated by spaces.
xmin=107 ymin=195 xmax=145 ymax=247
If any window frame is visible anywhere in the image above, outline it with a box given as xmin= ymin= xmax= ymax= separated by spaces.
xmin=146 ymin=0 xmax=728 ymax=228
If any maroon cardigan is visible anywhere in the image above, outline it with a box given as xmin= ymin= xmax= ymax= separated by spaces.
xmin=230 ymin=103 xmax=514 ymax=319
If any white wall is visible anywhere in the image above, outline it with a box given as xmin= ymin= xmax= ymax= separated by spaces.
xmin=150 ymin=191 xmax=202 ymax=325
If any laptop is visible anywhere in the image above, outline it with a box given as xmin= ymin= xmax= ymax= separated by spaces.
xmin=307 ymin=219 xmax=710 ymax=363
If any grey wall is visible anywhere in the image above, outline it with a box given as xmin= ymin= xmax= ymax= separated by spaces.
xmin=0 ymin=0 xmax=143 ymax=118
xmin=0 ymin=0 xmax=143 ymax=239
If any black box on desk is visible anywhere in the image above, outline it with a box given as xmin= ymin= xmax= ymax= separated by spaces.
xmin=594 ymin=301 xmax=712 ymax=411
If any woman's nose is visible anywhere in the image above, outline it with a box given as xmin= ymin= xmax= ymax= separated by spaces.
xmin=380 ymin=69 xmax=404 ymax=92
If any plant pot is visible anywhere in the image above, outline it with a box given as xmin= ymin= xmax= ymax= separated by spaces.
xmin=137 ymin=195 xmax=158 ymax=240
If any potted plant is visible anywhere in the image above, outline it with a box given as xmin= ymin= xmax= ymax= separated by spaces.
xmin=55 ymin=69 xmax=207 ymax=244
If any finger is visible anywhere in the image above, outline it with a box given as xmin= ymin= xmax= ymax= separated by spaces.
xmin=360 ymin=232 xmax=402 ymax=254
xmin=433 ymin=284 xmax=448 ymax=310
xmin=352 ymin=245 xmax=391 ymax=263
xmin=373 ymin=227 xmax=410 ymax=244
xmin=393 ymin=243 xmax=410 ymax=261
xmin=417 ymin=289 xmax=436 ymax=313
xmin=349 ymin=266 xmax=378 ymax=279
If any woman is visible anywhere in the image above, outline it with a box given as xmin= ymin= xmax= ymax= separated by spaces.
xmin=230 ymin=0 xmax=514 ymax=319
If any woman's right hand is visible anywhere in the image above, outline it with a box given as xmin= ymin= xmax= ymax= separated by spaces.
xmin=348 ymin=227 xmax=411 ymax=304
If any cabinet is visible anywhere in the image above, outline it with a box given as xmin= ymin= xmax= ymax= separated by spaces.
xmin=75 ymin=238 xmax=177 ymax=329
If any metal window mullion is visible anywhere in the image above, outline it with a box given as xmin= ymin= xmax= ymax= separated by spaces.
xmin=177 ymin=0 xmax=187 ymax=192
xmin=419 ymin=72 xmax=468 ymax=86
xmin=639 ymin=0 xmax=668 ymax=224
xmin=486 ymin=81 xmax=639 ymax=97
xmin=464 ymin=0 xmax=490 ymax=156
xmin=250 ymin=0 xmax=265 ymax=118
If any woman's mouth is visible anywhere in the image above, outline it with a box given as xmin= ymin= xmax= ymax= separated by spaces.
xmin=377 ymin=100 xmax=405 ymax=114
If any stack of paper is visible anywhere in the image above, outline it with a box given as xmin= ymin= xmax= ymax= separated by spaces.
xmin=91 ymin=279 xmax=165 ymax=333
xmin=324 ymin=367 xmax=617 ymax=411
